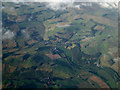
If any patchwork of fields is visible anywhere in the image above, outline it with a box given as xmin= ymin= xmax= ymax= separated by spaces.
xmin=2 ymin=2 xmax=119 ymax=88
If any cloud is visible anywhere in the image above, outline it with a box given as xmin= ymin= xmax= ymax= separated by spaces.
xmin=3 ymin=30 xmax=15 ymax=40
xmin=46 ymin=0 xmax=78 ymax=10
xmin=21 ymin=30 xmax=30 ymax=39
xmin=98 ymin=2 xmax=118 ymax=9
xmin=2 ymin=0 xmax=119 ymax=2
xmin=37 ymin=0 xmax=119 ymax=10
xmin=2 ymin=0 xmax=119 ymax=10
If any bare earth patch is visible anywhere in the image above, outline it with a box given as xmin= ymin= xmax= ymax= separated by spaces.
xmin=46 ymin=53 xmax=61 ymax=60
xmin=94 ymin=25 xmax=105 ymax=31
xmin=90 ymin=76 xmax=109 ymax=88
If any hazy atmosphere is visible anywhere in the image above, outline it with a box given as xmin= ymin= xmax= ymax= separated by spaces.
xmin=1 ymin=0 xmax=120 ymax=89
